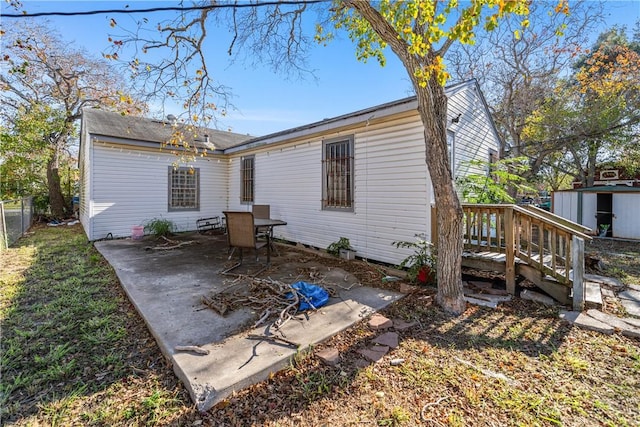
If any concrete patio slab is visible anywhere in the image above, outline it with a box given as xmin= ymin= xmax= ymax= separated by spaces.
xmin=95 ymin=233 xmax=403 ymax=411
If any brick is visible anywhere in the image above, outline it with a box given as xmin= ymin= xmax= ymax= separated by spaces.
xmin=372 ymin=332 xmax=399 ymax=349
xmin=369 ymin=313 xmax=393 ymax=330
xmin=621 ymin=317 xmax=640 ymax=328
xmin=620 ymin=299 xmax=640 ymax=317
xmin=392 ymin=319 xmax=417 ymax=331
xmin=584 ymin=274 xmax=624 ymax=290
xmin=601 ymin=288 xmax=616 ymax=298
xmin=357 ymin=346 xmax=389 ymax=362
xmin=316 ymin=347 xmax=340 ymax=366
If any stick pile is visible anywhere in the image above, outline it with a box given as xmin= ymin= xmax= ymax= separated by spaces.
xmin=202 ymin=277 xmax=312 ymax=330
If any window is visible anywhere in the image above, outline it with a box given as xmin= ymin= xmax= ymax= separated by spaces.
xmin=168 ymin=167 xmax=199 ymax=211
xmin=322 ymin=136 xmax=354 ymax=211
xmin=447 ymin=130 xmax=455 ymax=177
xmin=240 ymin=155 xmax=254 ymax=204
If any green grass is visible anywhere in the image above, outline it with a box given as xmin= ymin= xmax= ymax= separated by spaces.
xmin=2 ymin=225 xmax=639 ymax=426
xmin=0 ymin=225 xmax=190 ymax=426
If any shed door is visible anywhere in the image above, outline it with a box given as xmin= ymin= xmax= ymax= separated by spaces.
xmin=613 ymin=194 xmax=640 ymax=239
xmin=596 ymin=193 xmax=613 ymax=237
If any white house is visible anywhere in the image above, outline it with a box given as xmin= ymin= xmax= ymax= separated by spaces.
xmin=79 ymin=80 xmax=501 ymax=265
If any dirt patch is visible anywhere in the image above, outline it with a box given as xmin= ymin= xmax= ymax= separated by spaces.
xmin=585 ymin=238 xmax=640 ymax=284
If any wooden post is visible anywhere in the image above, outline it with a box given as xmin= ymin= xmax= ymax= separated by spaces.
xmin=504 ymin=206 xmax=516 ymax=295
xmin=572 ymin=236 xmax=585 ymax=311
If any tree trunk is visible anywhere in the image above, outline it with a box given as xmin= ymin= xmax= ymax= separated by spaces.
xmin=344 ymin=0 xmax=466 ymax=315
xmin=416 ymin=83 xmax=466 ymax=315
xmin=586 ymin=144 xmax=598 ymax=187
xmin=47 ymin=155 xmax=67 ymax=218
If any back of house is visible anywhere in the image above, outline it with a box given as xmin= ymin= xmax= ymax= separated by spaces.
xmin=79 ymin=80 xmax=500 ymax=265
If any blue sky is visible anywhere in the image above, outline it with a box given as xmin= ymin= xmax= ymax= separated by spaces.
xmin=2 ymin=1 xmax=639 ymax=136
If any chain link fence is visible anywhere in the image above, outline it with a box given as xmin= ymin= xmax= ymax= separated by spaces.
xmin=0 ymin=196 xmax=33 ymax=251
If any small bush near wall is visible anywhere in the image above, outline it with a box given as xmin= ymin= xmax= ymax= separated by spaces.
xmin=393 ymin=234 xmax=437 ymax=285
xmin=144 ymin=217 xmax=176 ymax=238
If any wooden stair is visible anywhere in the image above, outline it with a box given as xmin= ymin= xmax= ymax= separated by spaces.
xmin=434 ymin=204 xmax=592 ymax=310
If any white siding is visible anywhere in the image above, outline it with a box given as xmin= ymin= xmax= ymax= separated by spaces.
xmin=78 ymin=117 xmax=92 ymax=239
xmin=552 ymin=192 xmax=579 ymax=223
xmin=554 ymin=190 xmax=640 ymax=239
xmin=227 ymin=115 xmax=432 ymax=265
xmin=613 ymin=194 xmax=640 ymax=239
xmin=582 ymin=193 xmax=597 ymax=232
xmin=88 ymin=141 xmax=227 ymax=240
xmin=447 ymin=84 xmax=498 ymax=177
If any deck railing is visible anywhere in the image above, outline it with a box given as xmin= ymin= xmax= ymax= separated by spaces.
xmin=432 ymin=203 xmax=592 ymax=310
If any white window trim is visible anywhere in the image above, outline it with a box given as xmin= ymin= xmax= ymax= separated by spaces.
xmin=168 ymin=166 xmax=200 ymax=212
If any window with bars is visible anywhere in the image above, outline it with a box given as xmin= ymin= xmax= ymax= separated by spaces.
xmin=240 ymin=155 xmax=254 ymax=204
xmin=168 ymin=167 xmax=199 ymax=211
xmin=322 ymin=136 xmax=354 ymax=211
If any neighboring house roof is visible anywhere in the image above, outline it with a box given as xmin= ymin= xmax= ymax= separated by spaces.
xmin=556 ymin=186 xmax=640 ymax=193
xmin=82 ymin=108 xmax=252 ymax=151
xmin=224 ymin=79 xmax=499 ymax=154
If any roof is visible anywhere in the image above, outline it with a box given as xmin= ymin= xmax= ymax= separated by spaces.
xmin=82 ymin=79 xmax=493 ymax=154
xmin=555 ymin=185 xmax=640 ymax=193
xmin=82 ymin=108 xmax=252 ymax=151
xmin=225 ymin=79 xmax=489 ymax=154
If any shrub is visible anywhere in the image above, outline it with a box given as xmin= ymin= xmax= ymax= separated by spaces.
xmin=393 ymin=234 xmax=437 ymax=285
xmin=327 ymin=237 xmax=353 ymax=257
xmin=144 ymin=217 xmax=175 ymax=238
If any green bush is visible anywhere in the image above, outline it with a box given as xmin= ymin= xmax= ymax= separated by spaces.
xmin=393 ymin=234 xmax=437 ymax=285
xmin=144 ymin=217 xmax=175 ymax=238
xmin=327 ymin=237 xmax=353 ymax=257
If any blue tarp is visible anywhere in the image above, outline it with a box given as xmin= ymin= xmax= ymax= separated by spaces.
xmin=288 ymin=281 xmax=330 ymax=311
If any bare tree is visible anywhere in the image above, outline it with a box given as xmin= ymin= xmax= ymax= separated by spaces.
xmin=1 ymin=22 xmax=145 ymax=217
xmin=447 ymin=1 xmax=605 ymax=167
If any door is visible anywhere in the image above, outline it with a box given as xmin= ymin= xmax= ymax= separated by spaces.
xmin=613 ymin=194 xmax=640 ymax=239
xmin=596 ymin=193 xmax=613 ymax=237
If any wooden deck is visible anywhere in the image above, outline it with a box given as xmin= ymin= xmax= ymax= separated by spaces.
xmin=434 ymin=204 xmax=592 ymax=310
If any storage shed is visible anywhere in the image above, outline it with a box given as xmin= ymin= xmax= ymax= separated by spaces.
xmin=553 ymin=186 xmax=640 ymax=240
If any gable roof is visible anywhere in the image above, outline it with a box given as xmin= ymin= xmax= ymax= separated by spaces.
xmin=223 ymin=79 xmax=498 ymax=154
xmin=82 ymin=79 xmax=498 ymax=154
xmin=82 ymin=108 xmax=252 ymax=151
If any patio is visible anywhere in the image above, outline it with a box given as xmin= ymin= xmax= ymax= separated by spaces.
xmin=94 ymin=232 xmax=403 ymax=411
